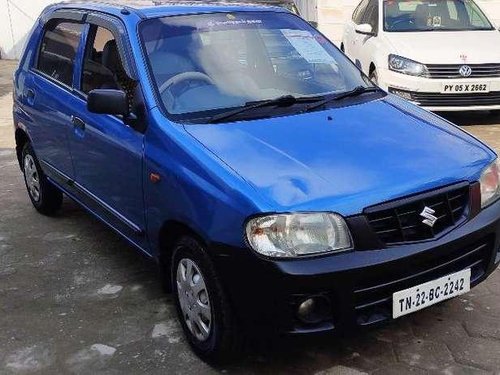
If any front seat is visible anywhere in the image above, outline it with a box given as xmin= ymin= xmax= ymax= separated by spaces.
xmin=102 ymin=40 xmax=136 ymax=110
xmin=101 ymin=40 xmax=123 ymax=89
xmin=414 ymin=4 xmax=430 ymax=28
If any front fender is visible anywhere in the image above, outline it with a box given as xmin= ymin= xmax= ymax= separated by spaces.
xmin=143 ymin=108 xmax=270 ymax=258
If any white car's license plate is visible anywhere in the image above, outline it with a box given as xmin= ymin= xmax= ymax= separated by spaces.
xmin=393 ymin=269 xmax=471 ymax=319
xmin=441 ymin=83 xmax=490 ymax=94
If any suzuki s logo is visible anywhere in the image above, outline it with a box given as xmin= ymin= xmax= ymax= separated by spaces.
xmin=459 ymin=65 xmax=472 ymax=77
xmin=420 ymin=207 xmax=438 ymax=228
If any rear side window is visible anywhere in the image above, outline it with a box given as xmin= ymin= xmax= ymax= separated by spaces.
xmin=37 ymin=21 xmax=84 ymax=87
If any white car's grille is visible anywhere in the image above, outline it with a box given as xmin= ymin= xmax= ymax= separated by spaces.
xmin=426 ymin=64 xmax=500 ymax=79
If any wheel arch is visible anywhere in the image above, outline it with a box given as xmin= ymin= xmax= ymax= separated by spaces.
xmin=157 ymin=220 xmax=208 ymax=272
xmin=15 ymin=128 xmax=30 ymax=170
xmin=369 ymin=62 xmax=376 ymax=76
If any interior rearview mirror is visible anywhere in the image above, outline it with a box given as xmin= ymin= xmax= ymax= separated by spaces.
xmin=87 ymin=89 xmax=129 ymax=117
xmin=355 ymin=23 xmax=374 ymax=36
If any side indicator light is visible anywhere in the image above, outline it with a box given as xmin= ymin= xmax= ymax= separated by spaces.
xmin=150 ymin=173 xmax=161 ymax=184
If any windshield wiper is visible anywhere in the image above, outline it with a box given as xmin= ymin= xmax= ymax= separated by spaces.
xmin=302 ymin=86 xmax=381 ymax=113
xmin=207 ymin=95 xmax=324 ymax=123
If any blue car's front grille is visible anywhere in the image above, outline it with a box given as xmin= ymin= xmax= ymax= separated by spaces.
xmin=365 ymin=184 xmax=470 ymax=245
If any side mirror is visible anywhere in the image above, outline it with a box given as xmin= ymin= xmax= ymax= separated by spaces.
xmin=355 ymin=23 xmax=374 ymax=36
xmin=87 ymin=89 xmax=128 ymax=116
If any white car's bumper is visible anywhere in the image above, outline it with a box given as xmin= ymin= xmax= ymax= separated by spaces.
xmin=377 ymin=68 xmax=500 ymax=112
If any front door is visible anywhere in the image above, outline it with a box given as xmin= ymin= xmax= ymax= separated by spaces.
xmin=69 ymin=23 xmax=147 ymax=250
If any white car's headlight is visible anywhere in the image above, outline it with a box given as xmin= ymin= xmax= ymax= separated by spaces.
xmin=480 ymin=158 xmax=500 ymax=208
xmin=245 ymin=213 xmax=353 ymax=258
xmin=389 ymin=54 xmax=428 ymax=77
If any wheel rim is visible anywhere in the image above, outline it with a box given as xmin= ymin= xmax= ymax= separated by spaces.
xmin=176 ymin=258 xmax=212 ymax=342
xmin=24 ymin=154 xmax=41 ymax=202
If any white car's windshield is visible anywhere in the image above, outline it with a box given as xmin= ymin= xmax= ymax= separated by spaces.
xmin=384 ymin=0 xmax=494 ymax=32
xmin=139 ymin=12 xmax=371 ymax=120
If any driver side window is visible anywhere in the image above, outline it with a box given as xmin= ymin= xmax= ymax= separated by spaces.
xmin=81 ymin=25 xmax=136 ymax=112
xmin=353 ymin=0 xmax=370 ymax=24
xmin=81 ymin=26 xmax=136 ymax=97
xmin=363 ymin=0 xmax=379 ymax=33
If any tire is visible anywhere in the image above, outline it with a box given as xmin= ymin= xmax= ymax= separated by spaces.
xmin=369 ymin=69 xmax=378 ymax=85
xmin=340 ymin=43 xmax=345 ymax=53
xmin=22 ymin=143 xmax=63 ymax=215
xmin=171 ymin=236 xmax=242 ymax=363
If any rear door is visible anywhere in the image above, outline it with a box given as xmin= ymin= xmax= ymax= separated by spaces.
xmin=24 ymin=18 xmax=85 ymax=182
xmin=68 ymin=19 xmax=147 ymax=250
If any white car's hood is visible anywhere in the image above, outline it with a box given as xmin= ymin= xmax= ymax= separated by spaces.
xmin=385 ymin=30 xmax=500 ymax=64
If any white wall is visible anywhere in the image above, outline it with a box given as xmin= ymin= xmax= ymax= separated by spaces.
xmin=0 ymin=0 xmax=56 ymax=59
xmin=295 ymin=0 xmax=319 ymax=22
xmin=2 ymin=0 xmax=500 ymax=59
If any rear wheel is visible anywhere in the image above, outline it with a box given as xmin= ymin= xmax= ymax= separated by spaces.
xmin=171 ymin=236 xmax=242 ymax=363
xmin=22 ymin=143 xmax=63 ymax=215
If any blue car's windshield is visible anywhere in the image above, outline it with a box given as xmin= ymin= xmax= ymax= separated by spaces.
xmin=139 ymin=12 xmax=371 ymax=119
xmin=384 ymin=0 xmax=494 ymax=32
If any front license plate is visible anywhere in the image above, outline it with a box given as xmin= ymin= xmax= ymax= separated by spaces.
xmin=441 ymin=83 xmax=490 ymax=94
xmin=393 ymin=269 xmax=471 ymax=319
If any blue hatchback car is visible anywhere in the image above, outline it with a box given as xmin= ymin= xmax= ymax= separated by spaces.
xmin=13 ymin=1 xmax=500 ymax=362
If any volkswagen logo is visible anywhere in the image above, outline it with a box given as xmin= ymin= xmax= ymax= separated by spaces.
xmin=459 ymin=65 xmax=472 ymax=78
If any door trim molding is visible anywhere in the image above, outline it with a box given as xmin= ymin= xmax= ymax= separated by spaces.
xmin=41 ymin=159 xmax=144 ymax=236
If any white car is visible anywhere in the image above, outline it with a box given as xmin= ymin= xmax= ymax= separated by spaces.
xmin=341 ymin=0 xmax=500 ymax=111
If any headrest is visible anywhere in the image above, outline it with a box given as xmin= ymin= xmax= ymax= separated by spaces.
xmin=102 ymin=40 xmax=120 ymax=72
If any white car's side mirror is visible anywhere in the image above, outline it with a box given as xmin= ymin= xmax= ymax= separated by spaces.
xmin=355 ymin=24 xmax=374 ymax=36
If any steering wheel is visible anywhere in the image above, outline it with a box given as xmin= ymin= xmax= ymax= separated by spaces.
xmin=389 ymin=18 xmax=414 ymax=30
xmin=159 ymin=71 xmax=214 ymax=95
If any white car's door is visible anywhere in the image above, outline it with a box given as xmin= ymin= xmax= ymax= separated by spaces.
xmin=342 ymin=20 xmax=356 ymax=55
xmin=345 ymin=0 xmax=371 ymax=69
xmin=356 ymin=0 xmax=381 ymax=76
xmin=342 ymin=0 xmax=364 ymax=57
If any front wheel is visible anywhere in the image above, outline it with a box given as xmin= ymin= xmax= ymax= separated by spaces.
xmin=22 ymin=143 xmax=63 ymax=215
xmin=171 ymin=236 xmax=242 ymax=363
xmin=369 ymin=69 xmax=378 ymax=85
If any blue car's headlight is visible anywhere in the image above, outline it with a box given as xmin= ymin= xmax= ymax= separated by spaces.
xmin=389 ymin=54 xmax=428 ymax=77
xmin=480 ymin=158 xmax=500 ymax=208
xmin=245 ymin=213 xmax=353 ymax=258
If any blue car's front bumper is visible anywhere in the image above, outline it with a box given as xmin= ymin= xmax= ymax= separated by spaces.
xmin=212 ymin=198 xmax=500 ymax=336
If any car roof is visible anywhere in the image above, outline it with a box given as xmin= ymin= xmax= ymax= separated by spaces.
xmin=55 ymin=1 xmax=289 ymax=19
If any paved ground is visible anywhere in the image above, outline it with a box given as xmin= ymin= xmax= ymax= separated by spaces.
xmin=1 ymin=59 xmax=500 ymax=375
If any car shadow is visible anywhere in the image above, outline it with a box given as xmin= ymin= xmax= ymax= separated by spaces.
xmin=439 ymin=110 xmax=500 ymax=127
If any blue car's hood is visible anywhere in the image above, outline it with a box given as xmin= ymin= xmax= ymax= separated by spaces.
xmin=184 ymin=96 xmax=495 ymax=216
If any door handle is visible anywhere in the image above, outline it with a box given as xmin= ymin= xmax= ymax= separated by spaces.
xmin=71 ymin=116 xmax=86 ymax=131
xmin=26 ymin=89 xmax=35 ymax=104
